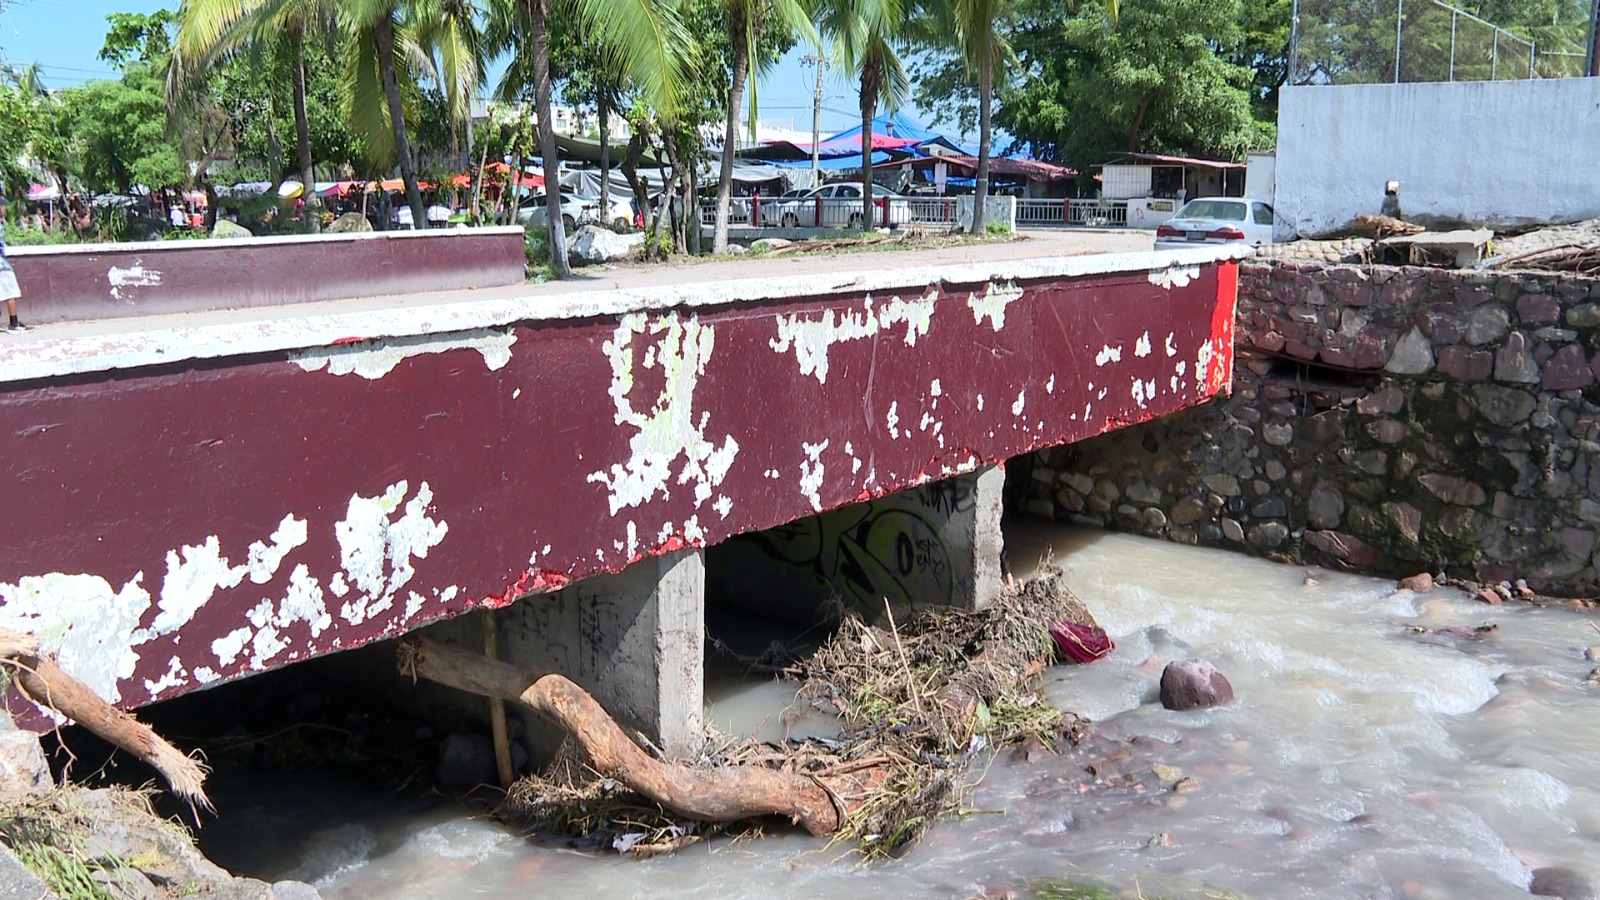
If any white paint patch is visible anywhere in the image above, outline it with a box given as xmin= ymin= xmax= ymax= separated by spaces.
xmin=247 ymin=516 xmax=308 ymax=584
xmin=143 ymin=656 xmax=186 ymax=697
xmin=0 ymin=572 xmax=151 ymax=704
xmin=1197 ymin=341 xmax=1215 ymax=385
xmin=1148 ymin=264 xmax=1201 ymax=290
xmin=919 ymin=411 xmax=935 ymax=432
xmin=1135 ymin=332 xmax=1152 ymax=358
xmin=930 ymin=380 xmax=942 ymax=397
xmin=512 ymin=388 xmax=522 ymax=399
xmin=886 ymin=401 xmax=900 ymax=439
xmin=1045 ymin=374 xmax=1055 ymax=395
xmin=799 ymin=439 xmax=830 ymax=511
xmin=192 ymin=666 xmax=220 ymax=685
xmin=107 ymin=262 xmax=162 ymax=301
xmin=405 ymin=592 xmax=427 ymax=622
xmin=586 ymin=313 xmax=740 ymax=516
xmin=1171 ymin=359 xmax=1189 ymax=392
xmin=292 ymin=328 xmax=517 ymax=380
xmin=977 ymin=394 xmax=985 ymax=411
xmin=212 ymin=627 xmax=251 ymax=667
xmin=335 ymin=481 xmax=449 ymax=628
xmin=148 ymin=538 xmax=247 ymax=637
xmin=1012 ymin=390 xmax=1026 ymax=416
xmin=1095 ymin=344 xmax=1122 ymax=366
xmin=770 ymin=291 xmax=937 ymax=384
xmin=967 ymin=281 xmax=1023 ymax=331
xmin=1165 ymin=333 xmax=1178 ymax=357
xmin=713 ymin=495 xmax=733 ymax=519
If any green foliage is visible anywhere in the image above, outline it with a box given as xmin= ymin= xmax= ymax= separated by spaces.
xmin=59 ymin=66 xmax=188 ymax=194
xmin=985 ymin=218 xmax=1012 ymax=236
xmin=995 ymin=0 xmax=1274 ymax=173
xmin=99 ymin=9 xmax=176 ymax=70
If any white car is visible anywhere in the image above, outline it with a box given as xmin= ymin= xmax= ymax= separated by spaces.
xmin=517 ymin=193 xmax=586 ymax=230
xmin=1153 ymin=198 xmax=1275 ymax=250
xmin=762 ymin=182 xmax=911 ymax=228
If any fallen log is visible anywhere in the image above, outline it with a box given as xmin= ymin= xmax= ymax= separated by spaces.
xmin=397 ymin=636 xmax=846 ymax=834
xmin=0 ymin=628 xmax=211 ymax=811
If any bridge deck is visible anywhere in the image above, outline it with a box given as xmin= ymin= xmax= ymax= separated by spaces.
xmin=0 ymin=238 xmax=1244 ymax=721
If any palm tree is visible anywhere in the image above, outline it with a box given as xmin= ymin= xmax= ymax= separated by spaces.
xmin=488 ymin=0 xmax=689 ymax=278
xmin=943 ymin=0 xmax=1013 ymax=234
xmin=410 ymin=0 xmax=487 ymax=192
xmin=710 ymin=0 xmax=817 ymax=254
xmin=820 ymin=0 xmax=908 ymax=232
xmin=172 ymin=0 xmax=340 ymax=230
xmin=171 ymin=0 xmax=337 ymax=231
xmin=345 ymin=0 xmax=429 ymax=229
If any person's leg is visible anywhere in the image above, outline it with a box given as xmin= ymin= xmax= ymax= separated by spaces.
xmin=6 ymin=296 xmax=23 ymax=331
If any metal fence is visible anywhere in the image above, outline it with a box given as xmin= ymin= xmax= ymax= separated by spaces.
xmin=1290 ymin=0 xmax=1595 ymax=85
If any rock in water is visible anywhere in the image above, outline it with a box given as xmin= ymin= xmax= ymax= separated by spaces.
xmin=328 ymin=212 xmax=373 ymax=233
xmin=1398 ymin=572 xmax=1435 ymax=592
xmin=567 ymin=224 xmax=645 ymax=264
xmin=1531 ymin=867 xmax=1599 ymax=900
xmin=211 ymin=219 xmax=253 ymax=240
xmin=1159 ymin=659 xmax=1235 ymax=711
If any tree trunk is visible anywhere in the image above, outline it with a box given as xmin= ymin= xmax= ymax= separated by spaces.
xmin=528 ymin=0 xmax=571 ymax=277
xmin=398 ymin=637 xmax=849 ymax=834
xmin=686 ymin=143 xmax=701 ymax=255
xmin=859 ymin=75 xmax=874 ymax=232
xmin=970 ymin=51 xmax=992 ymax=235
xmin=374 ymin=12 xmax=427 ymax=230
xmin=623 ymin=132 xmax=649 ymax=231
xmin=1127 ymin=90 xmax=1154 ymax=153
xmin=291 ymin=28 xmax=322 ymax=234
xmin=598 ymin=98 xmax=612 ymax=227
xmin=712 ymin=14 xmax=749 ymax=253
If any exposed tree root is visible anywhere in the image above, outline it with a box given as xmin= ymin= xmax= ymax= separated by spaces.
xmin=0 ymin=629 xmax=211 ymax=812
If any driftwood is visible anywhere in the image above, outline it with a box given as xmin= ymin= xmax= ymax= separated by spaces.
xmin=1354 ymin=214 xmax=1425 ymax=240
xmin=0 ymin=629 xmax=211 ymax=811
xmin=398 ymin=636 xmax=853 ymax=834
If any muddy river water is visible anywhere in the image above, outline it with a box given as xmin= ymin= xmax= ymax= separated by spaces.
xmin=205 ymin=521 xmax=1600 ymax=899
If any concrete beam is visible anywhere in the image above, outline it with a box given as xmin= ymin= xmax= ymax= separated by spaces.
xmin=499 ymin=550 xmax=705 ymax=760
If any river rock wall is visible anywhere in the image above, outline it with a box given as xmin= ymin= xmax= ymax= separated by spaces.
xmin=1010 ymin=258 xmax=1600 ymax=596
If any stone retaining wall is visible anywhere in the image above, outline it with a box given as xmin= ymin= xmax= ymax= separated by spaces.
xmin=1011 ymin=259 xmax=1600 ymax=596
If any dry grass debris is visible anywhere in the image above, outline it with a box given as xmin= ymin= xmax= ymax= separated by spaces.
xmin=498 ymin=566 xmax=1096 ymax=860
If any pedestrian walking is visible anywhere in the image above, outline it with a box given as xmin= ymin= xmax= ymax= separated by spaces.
xmin=0 ymin=193 xmax=29 ymax=333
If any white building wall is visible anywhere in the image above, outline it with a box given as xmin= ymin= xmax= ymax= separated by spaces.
xmin=1276 ymin=79 xmax=1600 ymax=239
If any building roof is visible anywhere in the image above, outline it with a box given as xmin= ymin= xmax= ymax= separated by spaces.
xmin=1113 ymin=152 xmax=1247 ymax=171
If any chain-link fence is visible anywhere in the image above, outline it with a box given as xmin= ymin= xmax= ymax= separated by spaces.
xmin=1290 ymin=0 xmax=1596 ymax=85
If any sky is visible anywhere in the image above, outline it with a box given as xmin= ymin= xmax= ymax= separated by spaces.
xmin=0 ymin=0 xmax=968 ymax=141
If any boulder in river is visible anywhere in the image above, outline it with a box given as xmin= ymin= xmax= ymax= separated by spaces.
xmin=1398 ymin=572 xmax=1435 ymax=592
xmin=1530 ymin=866 xmax=1598 ymax=900
xmin=1159 ymin=659 xmax=1235 ymax=711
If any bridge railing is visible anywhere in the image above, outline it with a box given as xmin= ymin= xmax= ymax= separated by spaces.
xmin=1016 ymin=198 xmax=1130 ymax=228
xmin=699 ymin=196 xmax=919 ymax=230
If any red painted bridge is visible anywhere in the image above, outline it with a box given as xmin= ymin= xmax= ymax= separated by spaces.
xmin=0 ymin=230 xmax=1243 ymax=746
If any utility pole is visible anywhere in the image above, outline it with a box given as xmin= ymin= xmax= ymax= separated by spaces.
xmin=803 ymin=54 xmax=827 ymax=185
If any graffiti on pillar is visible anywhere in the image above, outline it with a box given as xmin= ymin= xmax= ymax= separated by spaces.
xmin=752 ymin=478 xmax=974 ymax=616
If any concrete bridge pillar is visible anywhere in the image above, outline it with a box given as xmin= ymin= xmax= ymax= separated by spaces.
xmin=499 ymin=549 xmax=705 ymax=760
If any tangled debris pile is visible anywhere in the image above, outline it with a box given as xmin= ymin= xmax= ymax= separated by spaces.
xmin=490 ymin=566 xmax=1099 ymax=860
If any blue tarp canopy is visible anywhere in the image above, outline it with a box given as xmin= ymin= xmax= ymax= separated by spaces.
xmin=764 ymin=151 xmax=893 ymax=170
xmin=822 ymin=113 xmax=978 ymax=156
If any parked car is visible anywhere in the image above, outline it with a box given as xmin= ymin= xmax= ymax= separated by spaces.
xmin=1153 ymin=198 xmax=1275 ymax=250
xmin=517 ymin=192 xmax=585 ymax=230
xmin=761 ymin=182 xmax=911 ymax=228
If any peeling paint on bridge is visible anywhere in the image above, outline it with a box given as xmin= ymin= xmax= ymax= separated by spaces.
xmin=0 ymin=246 xmax=1244 ymax=724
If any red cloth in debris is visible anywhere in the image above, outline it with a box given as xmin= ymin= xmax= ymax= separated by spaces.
xmin=1050 ymin=621 xmax=1115 ymax=664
